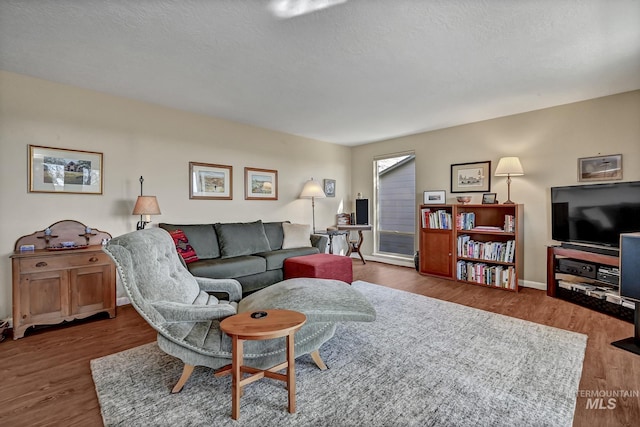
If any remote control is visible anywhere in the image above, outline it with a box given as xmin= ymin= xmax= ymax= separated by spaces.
xmin=250 ymin=311 xmax=268 ymax=319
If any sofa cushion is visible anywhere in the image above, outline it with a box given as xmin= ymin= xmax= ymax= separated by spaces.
xmin=159 ymin=223 xmax=220 ymax=259
xmin=282 ymin=223 xmax=312 ymax=249
xmin=167 ymin=229 xmax=199 ymax=264
xmin=214 ymin=220 xmax=271 ymax=258
xmin=256 ymin=247 xmax=320 ymax=270
xmin=263 ymin=221 xmax=288 ymax=250
xmin=187 ymin=255 xmax=266 ymax=279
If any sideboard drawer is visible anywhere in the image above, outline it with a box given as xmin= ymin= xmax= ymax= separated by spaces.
xmin=19 ymin=251 xmax=110 ymax=273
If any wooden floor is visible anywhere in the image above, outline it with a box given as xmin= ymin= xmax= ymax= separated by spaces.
xmin=1 ymin=261 xmax=638 ymax=427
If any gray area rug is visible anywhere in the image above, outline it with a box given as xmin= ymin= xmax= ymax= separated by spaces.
xmin=91 ymin=281 xmax=587 ymax=426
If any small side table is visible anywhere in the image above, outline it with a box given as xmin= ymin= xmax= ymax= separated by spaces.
xmin=219 ymin=309 xmax=306 ymax=420
xmin=336 ymin=224 xmax=372 ymax=264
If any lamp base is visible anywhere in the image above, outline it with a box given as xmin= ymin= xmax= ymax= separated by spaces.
xmin=136 ymin=221 xmax=150 ymax=230
xmin=502 ymin=200 xmax=515 ymax=205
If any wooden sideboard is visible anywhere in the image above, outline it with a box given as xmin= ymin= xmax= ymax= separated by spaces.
xmin=11 ymin=220 xmax=116 ymax=339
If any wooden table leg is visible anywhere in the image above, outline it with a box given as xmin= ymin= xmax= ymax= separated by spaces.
xmin=231 ymin=336 xmax=243 ymax=420
xmin=287 ymin=332 xmax=296 ymax=413
xmin=344 ymin=232 xmax=352 ymax=257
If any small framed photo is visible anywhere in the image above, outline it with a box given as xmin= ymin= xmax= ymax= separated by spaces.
xmin=482 ymin=193 xmax=497 ymax=204
xmin=189 ymin=162 xmax=232 ymax=200
xmin=245 ymin=167 xmax=278 ymax=200
xmin=29 ymin=145 xmax=103 ymax=194
xmin=578 ymin=154 xmax=622 ymax=182
xmin=423 ymin=190 xmax=446 ymax=205
xmin=451 ymin=161 xmax=491 ymax=193
xmin=323 ymin=179 xmax=336 ymax=197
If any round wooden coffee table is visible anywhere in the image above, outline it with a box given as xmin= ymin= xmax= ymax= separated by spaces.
xmin=220 ymin=309 xmax=306 ymax=420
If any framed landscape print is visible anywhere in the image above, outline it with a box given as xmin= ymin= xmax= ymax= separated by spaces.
xmin=245 ymin=167 xmax=278 ymax=200
xmin=451 ymin=161 xmax=491 ymax=193
xmin=29 ymin=145 xmax=103 ymax=194
xmin=189 ymin=162 xmax=232 ymax=200
xmin=578 ymin=154 xmax=622 ymax=182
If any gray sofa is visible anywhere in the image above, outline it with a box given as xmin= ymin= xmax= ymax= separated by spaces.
xmin=159 ymin=221 xmax=328 ymax=295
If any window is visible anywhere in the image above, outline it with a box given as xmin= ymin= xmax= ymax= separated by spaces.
xmin=374 ymin=153 xmax=416 ymax=258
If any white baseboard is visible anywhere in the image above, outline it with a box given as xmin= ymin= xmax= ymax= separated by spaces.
xmin=117 ymin=296 xmax=131 ymax=306
xmin=363 ymin=254 xmax=414 ymax=268
xmin=519 ymin=280 xmax=546 ymax=291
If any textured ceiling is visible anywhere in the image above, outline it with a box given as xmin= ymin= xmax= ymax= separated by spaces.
xmin=1 ymin=0 xmax=639 ymax=146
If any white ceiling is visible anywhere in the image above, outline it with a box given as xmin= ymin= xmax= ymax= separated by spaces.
xmin=1 ymin=1 xmax=639 ymax=146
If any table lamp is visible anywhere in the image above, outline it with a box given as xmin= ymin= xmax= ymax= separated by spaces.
xmin=132 ymin=176 xmax=161 ymax=229
xmin=495 ymin=157 xmax=524 ymax=204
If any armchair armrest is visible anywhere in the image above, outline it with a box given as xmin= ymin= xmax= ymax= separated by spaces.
xmin=151 ymin=300 xmax=236 ymax=322
xmin=311 ymin=234 xmax=328 ymax=253
xmin=195 ymin=277 xmax=242 ymax=302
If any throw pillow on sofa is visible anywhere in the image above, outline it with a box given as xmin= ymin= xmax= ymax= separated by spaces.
xmin=168 ymin=229 xmax=199 ymax=264
xmin=214 ymin=220 xmax=272 ymax=258
xmin=282 ymin=223 xmax=312 ymax=249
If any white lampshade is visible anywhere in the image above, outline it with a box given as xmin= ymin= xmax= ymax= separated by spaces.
xmin=300 ymin=179 xmax=326 ymax=199
xmin=132 ymin=196 xmax=161 ymax=216
xmin=495 ymin=157 xmax=524 ymax=176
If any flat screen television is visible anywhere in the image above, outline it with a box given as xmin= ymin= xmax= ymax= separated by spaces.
xmin=551 ymin=181 xmax=640 ymax=248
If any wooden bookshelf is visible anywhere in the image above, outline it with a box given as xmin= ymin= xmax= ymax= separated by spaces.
xmin=419 ymin=204 xmax=524 ymax=292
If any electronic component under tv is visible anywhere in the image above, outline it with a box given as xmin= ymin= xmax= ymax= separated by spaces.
xmin=551 ymin=181 xmax=640 ymax=248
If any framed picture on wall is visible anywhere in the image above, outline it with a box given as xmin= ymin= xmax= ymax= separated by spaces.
xmin=29 ymin=145 xmax=103 ymax=194
xmin=245 ymin=167 xmax=278 ymax=200
xmin=323 ymin=179 xmax=336 ymax=197
xmin=451 ymin=161 xmax=491 ymax=193
xmin=578 ymin=154 xmax=622 ymax=182
xmin=189 ymin=162 xmax=233 ymax=200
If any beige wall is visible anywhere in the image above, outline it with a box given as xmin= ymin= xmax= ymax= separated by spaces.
xmin=351 ymin=90 xmax=640 ymax=288
xmin=0 ymin=71 xmax=352 ymax=318
xmin=1 ymin=70 xmax=638 ymax=318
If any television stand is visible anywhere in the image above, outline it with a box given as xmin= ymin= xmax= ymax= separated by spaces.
xmin=547 ymin=245 xmax=634 ymax=323
xmin=560 ymin=242 xmax=619 ymax=257
xmin=612 ymin=301 xmax=640 ymax=355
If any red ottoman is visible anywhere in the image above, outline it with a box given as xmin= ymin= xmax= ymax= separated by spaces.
xmin=284 ymin=253 xmax=353 ymax=283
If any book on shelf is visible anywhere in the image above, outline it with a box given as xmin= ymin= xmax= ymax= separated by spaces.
xmin=456 ymin=260 xmax=516 ymax=289
xmin=504 ymin=215 xmax=516 ymax=233
xmin=456 ymin=212 xmax=476 ymax=230
xmin=421 ymin=208 xmax=452 ymax=230
xmin=470 ymin=225 xmax=503 ymax=232
xmin=456 ymin=235 xmax=516 ymax=263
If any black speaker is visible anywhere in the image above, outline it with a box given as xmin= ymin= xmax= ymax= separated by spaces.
xmin=620 ymin=233 xmax=640 ymax=302
xmin=612 ymin=233 xmax=640 ymax=355
xmin=355 ymin=199 xmax=369 ymax=225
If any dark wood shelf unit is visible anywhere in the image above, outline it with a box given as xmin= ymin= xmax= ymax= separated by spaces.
xmin=418 ymin=204 xmax=523 ymax=292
